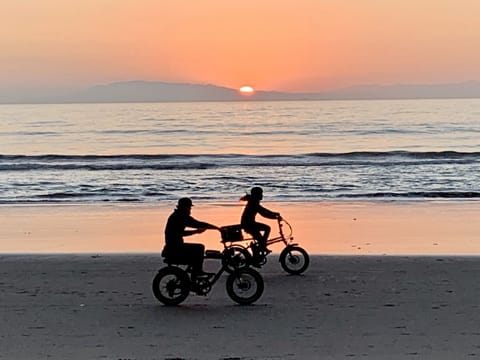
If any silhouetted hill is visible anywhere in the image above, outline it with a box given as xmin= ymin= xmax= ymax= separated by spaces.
xmin=58 ymin=81 xmax=308 ymax=103
xmin=2 ymin=80 xmax=480 ymax=103
xmin=49 ymin=80 xmax=480 ymax=102
xmin=67 ymin=81 xmax=242 ymax=102
xmin=324 ymin=81 xmax=480 ymax=100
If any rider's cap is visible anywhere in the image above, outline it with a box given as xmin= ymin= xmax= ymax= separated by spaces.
xmin=177 ymin=197 xmax=193 ymax=208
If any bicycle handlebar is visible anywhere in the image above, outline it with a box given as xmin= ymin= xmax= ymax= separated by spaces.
xmin=277 ymin=216 xmax=293 ymax=238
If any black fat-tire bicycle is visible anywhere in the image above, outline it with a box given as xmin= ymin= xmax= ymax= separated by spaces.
xmin=152 ymin=250 xmax=264 ymax=306
xmin=220 ymin=217 xmax=310 ymax=275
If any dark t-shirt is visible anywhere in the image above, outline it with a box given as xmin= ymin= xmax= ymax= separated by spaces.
xmin=163 ymin=209 xmax=211 ymax=253
xmin=241 ymin=200 xmax=278 ymax=229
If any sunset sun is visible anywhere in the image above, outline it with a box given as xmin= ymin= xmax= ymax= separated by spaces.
xmin=239 ymin=85 xmax=255 ymax=95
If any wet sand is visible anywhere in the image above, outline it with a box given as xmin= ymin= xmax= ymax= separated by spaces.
xmin=2 ymin=254 xmax=480 ymax=359
xmin=0 ymin=201 xmax=478 ymax=255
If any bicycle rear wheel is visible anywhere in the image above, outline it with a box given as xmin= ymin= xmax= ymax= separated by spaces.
xmin=152 ymin=266 xmax=190 ymax=306
xmin=226 ymin=268 xmax=264 ymax=305
xmin=222 ymin=245 xmax=251 ymax=273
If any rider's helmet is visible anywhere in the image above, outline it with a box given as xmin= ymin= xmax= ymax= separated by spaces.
xmin=250 ymin=187 xmax=263 ymax=200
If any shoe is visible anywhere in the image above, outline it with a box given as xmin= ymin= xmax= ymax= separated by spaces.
xmin=251 ymin=253 xmax=267 ymax=268
xmin=251 ymin=262 xmax=262 ymax=269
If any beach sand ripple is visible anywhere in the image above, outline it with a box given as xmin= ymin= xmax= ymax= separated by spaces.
xmin=2 ymin=254 xmax=480 ymax=359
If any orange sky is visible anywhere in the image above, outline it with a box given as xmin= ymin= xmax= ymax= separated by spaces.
xmin=2 ymin=0 xmax=480 ymax=94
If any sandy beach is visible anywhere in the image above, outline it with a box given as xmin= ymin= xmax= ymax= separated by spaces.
xmin=0 ymin=201 xmax=479 ymax=255
xmin=1 ymin=201 xmax=479 ymax=359
xmin=2 ymin=254 xmax=480 ymax=359
xmin=3 ymin=0 xmax=480 ymax=357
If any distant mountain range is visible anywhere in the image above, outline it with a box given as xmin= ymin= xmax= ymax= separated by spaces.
xmin=3 ymin=80 xmax=480 ymax=103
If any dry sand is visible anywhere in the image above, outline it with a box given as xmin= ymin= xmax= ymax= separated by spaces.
xmin=2 ymin=254 xmax=480 ymax=359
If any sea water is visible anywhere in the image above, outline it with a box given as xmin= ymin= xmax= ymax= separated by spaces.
xmin=1 ymin=99 xmax=479 ymax=204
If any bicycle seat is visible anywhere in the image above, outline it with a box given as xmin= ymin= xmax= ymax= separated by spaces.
xmin=205 ymin=250 xmax=222 ymax=259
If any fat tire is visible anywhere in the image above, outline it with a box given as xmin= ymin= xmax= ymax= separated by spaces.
xmin=152 ymin=266 xmax=190 ymax=306
xmin=222 ymin=245 xmax=252 ymax=273
xmin=279 ymin=246 xmax=309 ymax=275
xmin=226 ymin=268 xmax=264 ymax=305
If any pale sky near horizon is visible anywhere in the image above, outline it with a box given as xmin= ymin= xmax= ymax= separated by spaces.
xmin=2 ymin=0 xmax=480 ymax=96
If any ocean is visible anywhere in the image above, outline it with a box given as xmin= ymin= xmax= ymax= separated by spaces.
xmin=1 ymin=99 xmax=479 ymax=204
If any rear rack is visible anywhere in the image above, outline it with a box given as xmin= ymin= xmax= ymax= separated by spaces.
xmin=220 ymin=224 xmax=244 ymax=243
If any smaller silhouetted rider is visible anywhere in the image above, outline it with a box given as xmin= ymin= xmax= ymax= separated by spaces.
xmin=162 ymin=197 xmax=219 ymax=278
xmin=240 ymin=187 xmax=281 ymax=255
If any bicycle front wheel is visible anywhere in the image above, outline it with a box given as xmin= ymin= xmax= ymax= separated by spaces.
xmin=279 ymin=246 xmax=309 ymax=275
xmin=226 ymin=268 xmax=264 ymax=305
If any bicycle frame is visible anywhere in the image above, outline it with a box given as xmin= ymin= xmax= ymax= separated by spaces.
xmin=221 ymin=217 xmax=298 ymax=250
xmin=163 ymin=250 xmax=227 ymax=292
xmin=218 ymin=217 xmax=310 ymax=275
xmin=154 ymin=250 xmax=265 ymax=305
xmin=265 ymin=218 xmax=296 ymax=248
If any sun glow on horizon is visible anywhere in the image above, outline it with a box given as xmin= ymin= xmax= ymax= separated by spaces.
xmin=3 ymin=2 xmax=480 ymax=95
xmin=239 ymin=86 xmax=255 ymax=95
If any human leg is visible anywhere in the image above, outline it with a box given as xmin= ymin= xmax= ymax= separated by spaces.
xmin=257 ymin=223 xmax=270 ymax=243
xmin=182 ymin=243 xmax=206 ymax=275
xmin=244 ymin=223 xmax=271 ymax=254
xmin=255 ymin=222 xmax=271 ymax=250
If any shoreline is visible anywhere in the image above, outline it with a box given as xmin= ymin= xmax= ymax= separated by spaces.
xmin=0 ymin=200 xmax=478 ymax=255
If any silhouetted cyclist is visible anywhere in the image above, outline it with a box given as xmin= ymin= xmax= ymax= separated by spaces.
xmin=240 ymin=187 xmax=281 ymax=256
xmin=162 ymin=197 xmax=220 ymax=278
